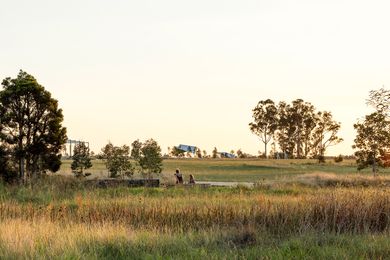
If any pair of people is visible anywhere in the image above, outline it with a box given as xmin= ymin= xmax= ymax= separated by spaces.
xmin=174 ymin=169 xmax=195 ymax=184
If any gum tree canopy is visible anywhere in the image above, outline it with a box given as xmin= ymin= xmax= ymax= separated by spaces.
xmin=0 ymin=70 xmax=67 ymax=181
xmin=249 ymin=99 xmax=278 ymax=157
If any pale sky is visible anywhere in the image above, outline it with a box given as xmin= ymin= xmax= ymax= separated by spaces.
xmin=1 ymin=0 xmax=389 ymax=156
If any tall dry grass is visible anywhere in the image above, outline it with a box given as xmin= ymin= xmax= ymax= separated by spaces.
xmin=0 ymin=219 xmax=131 ymax=257
xmin=0 ymin=187 xmax=389 ymax=234
xmin=295 ymin=172 xmax=390 ymax=187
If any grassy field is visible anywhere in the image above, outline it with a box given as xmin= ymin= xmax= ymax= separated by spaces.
xmin=1 ymin=159 xmax=390 ymax=259
xmin=59 ymin=158 xmax=390 ymax=182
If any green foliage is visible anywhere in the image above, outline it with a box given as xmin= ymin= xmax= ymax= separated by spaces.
xmin=0 ymin=70 xmax=67 ymax=180
xmin=133 ymin=139 xmax=163 ymax=179
xmin=249 ymin=99 xmax=278 ymax=157
xmin=334 ymin=154 xmax=343 ymax=163
xmin=276 ymin=99 xmax=317 ymax=158
xmin=251 ymin=99 xmax=342 ymax=159
xmin=236 ymin=149 xmax=247 ymax=158
xmin=169 ymin=146 xmax=185 ymax=157
xmin=101 ymin=143 xmax=134 ymax=178
xmin=130 ymin=139 xmax=142 ymax=159
xmin=71 ymin=143 xmax=92 ymax=177
xmin=367 ymin=87 xmax=390 ymax=115
xmin=196 ymin=148 xmax=202 ymax=158
xmin=0 ymin=145 xmax=18 ymax=183
xmin=317 ymin=155 xmax=326 ymax=163
xmin=212 ymin=147 xmax=218 ymax=158
xmin=353 ymin=112 xmax=390 ymax=174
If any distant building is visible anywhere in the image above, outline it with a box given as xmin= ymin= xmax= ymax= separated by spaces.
xmin=219 ymin=152 xmax=236 ymax=158
xmin=176 ymin=144 xmax=197 ymax=154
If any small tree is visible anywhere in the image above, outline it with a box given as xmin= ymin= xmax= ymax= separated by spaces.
xmin=334 ymin=155 xmax=343 ymax=163
xmin=71 ymin=143 xmax=92 ymax=177
xmin=196 ymin=148 xmax=202 ymax=158
xmin=212 ymin=147 xmax=218 ymax=159
xmin=101 ymin=142 xmax=134 ymax=178
xmin=236 ymin=149 xmax=247 ymax=158
xmin=202 ymin=150 xmax=207 ymax=158
xmin=134 ymin=139 xmax=163 ymax=179
xmin=170 ymin=146 xmax=185 ymax=157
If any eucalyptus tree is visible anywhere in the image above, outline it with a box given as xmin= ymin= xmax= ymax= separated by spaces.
xmin=275 ymin=101 xmax=293 ymax=157
xmin=312 ymin=111 xmax=343 ymax=159
xmin=353 ymin=112 xmax=390 ymax=175
xmin=353 ymin=88 xmax=390 ymax=175
xmin=367 ymin=88 xmax=390 ymax=115
xmin=290 ymin=99 xmax=317 ymax=158
xmin=0 ymin=70 xmax=67 ymax=181
xmin=249 ymin=99 xmax=278 ymax=157
xmin=275 ymin=99 xmax=317 ymax=158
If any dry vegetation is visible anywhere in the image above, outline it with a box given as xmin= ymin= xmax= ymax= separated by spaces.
xmin=2 ymin=159 xmax=390 ymax=258
xmin=0 ymin=185 xmax=389 ymax=233
xmin=294 ymin=172 xmax=390 ymax=187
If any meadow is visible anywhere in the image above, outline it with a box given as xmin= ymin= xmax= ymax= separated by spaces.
xmin=59 ymin=158 xmax=390 ymax=182
xmin=1 ymin=159 xmax=390 ymax=259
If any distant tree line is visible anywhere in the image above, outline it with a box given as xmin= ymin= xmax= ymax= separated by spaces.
xmin=249 ymin=99 xmax=343 ymax=160
xmin=166 ymin=146 xmax=256 ymax=159
xmin=95 ymin=139 xmax=163 ymax=179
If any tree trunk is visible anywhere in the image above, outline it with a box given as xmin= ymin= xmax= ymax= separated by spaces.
xmin=18 ymin=134 xmax=25 ymax=181
xmin=373 ymin=158 xmax=378 ymax=177
xmin=372 ymin=150 xmax=378 ymax=177
xmin=19 ymin=158 xmax=25 ymax=182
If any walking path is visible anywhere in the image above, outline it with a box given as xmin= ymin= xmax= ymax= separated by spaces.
xmin=196 ymin=181 xmax=254 ymax=187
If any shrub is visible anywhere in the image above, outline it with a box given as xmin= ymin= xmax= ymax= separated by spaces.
xmin=334 ymin=154 xmax=343 ymax=163
xmin=317 ymin=155 xmax=326 ymax=163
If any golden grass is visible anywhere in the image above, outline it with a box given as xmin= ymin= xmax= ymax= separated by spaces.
xmin=0 ymin=218 xmax=134 ymax=257
xmin=295 ymin=172 xmax=390 ymax=187
xmin=1 ymin=187 xmax=389 ymax=234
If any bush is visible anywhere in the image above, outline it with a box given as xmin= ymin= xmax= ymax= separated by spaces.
xmin=317 ymin=155 xmax=326 ymax=163
xmin=334 ymin=155 xmax=343 ymax=163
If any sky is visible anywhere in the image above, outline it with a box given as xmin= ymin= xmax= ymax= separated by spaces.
xmin=1 ymin=0 xmax=390 ymax=156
